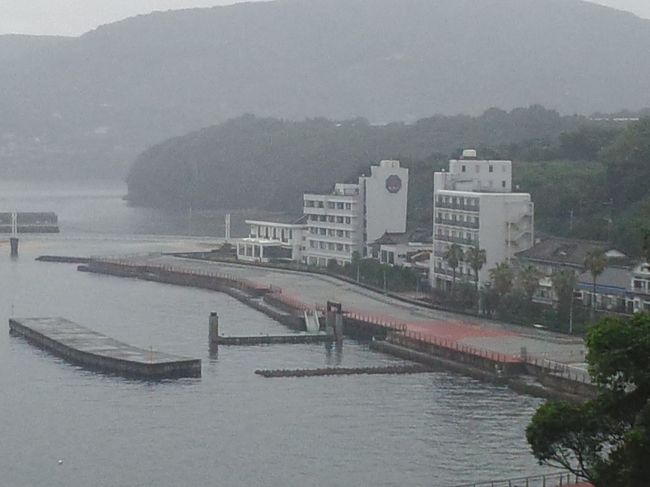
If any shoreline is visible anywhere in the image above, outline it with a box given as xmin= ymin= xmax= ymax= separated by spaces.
xmin=70 ymin=255 xmax=597 ymax=402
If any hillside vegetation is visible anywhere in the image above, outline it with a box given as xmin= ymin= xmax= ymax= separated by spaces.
xmin=126 ymin=106 xmax=583 ymax=211
xmin=127 ymin=109 xmax=650 ymax=256
xmin=2 ymin=0 xmax=650 ymax=178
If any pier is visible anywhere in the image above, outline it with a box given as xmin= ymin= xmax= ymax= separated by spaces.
xmin=64 ymin=256 xmax=596 ymax=400
xmin=9 ymin=317 xmax=201 ymax=379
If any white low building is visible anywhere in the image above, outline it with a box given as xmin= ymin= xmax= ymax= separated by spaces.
xmin=236 ymin=216 xmax=308 ymax=263
xmin=430 ymin=150 xmax=534 ymax=290
xmin=370 ymin=231 xmax=432 ymax=268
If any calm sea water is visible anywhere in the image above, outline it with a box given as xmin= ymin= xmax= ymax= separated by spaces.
xmin=0 ymin=181 xmax=549 ymax=487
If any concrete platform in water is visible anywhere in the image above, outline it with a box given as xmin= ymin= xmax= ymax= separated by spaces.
xmin=9 ymin=317 xmax=201 ymax=379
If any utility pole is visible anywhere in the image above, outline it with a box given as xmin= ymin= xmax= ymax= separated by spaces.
xmin=224 ymin=213 xmax=231 ymax=242
xmin=569 ymin=293 xmax=574 ymax=335
xmin=9 ymin=211 xmax=18 ymax=257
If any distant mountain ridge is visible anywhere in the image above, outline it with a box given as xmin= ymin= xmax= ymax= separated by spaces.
xmin=1 ymin=0 xmax=650 ymax=178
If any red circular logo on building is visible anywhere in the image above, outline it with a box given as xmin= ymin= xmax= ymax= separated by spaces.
xmin=386 ymin=175 xmax=402 ymax=193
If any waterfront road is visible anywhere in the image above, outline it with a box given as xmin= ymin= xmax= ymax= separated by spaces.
xmin=139 ymin=256 xmax=587 ymax=367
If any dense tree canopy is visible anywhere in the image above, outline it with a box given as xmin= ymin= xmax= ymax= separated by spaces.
xmin=527 ymin=313 xmax=650 ymax=487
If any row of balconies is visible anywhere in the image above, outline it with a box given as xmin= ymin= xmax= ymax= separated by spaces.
xmin=307 ymin=235 xmax=357 ymax=245
xmin=304 ymin=207 xmax=357 ymax=217
xmin=434 ymin=234 xmax=477 ymax=246
xmin=435 ymin=218 xmax=480 ymax=229
xmin=435 ymin=201 xmax=480 ymax=212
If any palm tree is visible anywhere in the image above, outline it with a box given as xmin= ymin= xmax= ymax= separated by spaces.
xmin=489 ymin=262 xmax=514 ymax=299
xmin=443 ymin=244 xmax=464 ymax=292
xmin=584 ymin=248 xmax=607 ymax=320
xmin=551 ymin=269 xmax=577 ymax=333
xmin=465 ymin=246 xmax=487 ymax=312
xmin=519 ymin=265 xmax=542 ymax=303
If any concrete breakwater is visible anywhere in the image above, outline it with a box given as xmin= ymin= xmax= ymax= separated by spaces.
xmin=255 ymin=365 xmax=433 ymax=378
xmin=80 ymin=258 xmax=309 ymax=331
xmin=77 ymin=257 xmax=597 ymax=400
xmin=9 ymin=317 xmax=201 ymax=379
xmin=36 ymin=255 xmax=90 ymax=264
xmin=216 ymin=334 xmax=331 ymax=345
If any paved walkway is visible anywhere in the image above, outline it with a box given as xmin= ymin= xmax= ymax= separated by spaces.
xmin=124 ymin=255 xmax=588 ymax=367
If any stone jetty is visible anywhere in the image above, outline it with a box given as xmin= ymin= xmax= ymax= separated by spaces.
xmin=255 ymin=364 xmax=433 ymax=378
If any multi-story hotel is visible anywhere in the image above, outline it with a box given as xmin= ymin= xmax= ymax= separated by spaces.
xmin=303 ymin=160 xmax=409 ymax=266
xmin=239 ymin=159 xmax=409 ymax=267
xmin=430 ymin=150 xmax=534 ymax=290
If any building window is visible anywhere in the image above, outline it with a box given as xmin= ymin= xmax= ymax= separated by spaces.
xmin=489 ymin=165 xmax=494 ymax=173
xmin=475 ymin=165 xmax=480 ymax=173
xmin=461 ymin=165 xmax=466 ymax=172
xmin=345 ymin=217 xmax=351 ymax=224
xmin=328 ymin=202 xmax=335 ymax=209
xmin=345 ymin=203 xmax=352 ymax=210
xmin=337 ymin=202 xmax=344 ymax=209
xmin=502 ymin=180 xmax=506 ymax=188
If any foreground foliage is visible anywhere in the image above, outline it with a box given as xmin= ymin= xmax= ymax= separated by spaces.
xmin=526 ymin=313 xmax=650 ymax=487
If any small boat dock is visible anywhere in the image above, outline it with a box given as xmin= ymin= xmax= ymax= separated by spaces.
xmin=9 ymin=317 xmax=201 ymax=379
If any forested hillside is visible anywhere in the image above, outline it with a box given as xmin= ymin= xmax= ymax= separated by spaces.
xmin=126 ymin=106 xmax=583 ymax=211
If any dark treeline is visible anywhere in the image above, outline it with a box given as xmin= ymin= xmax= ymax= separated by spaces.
xmin=127 ymin=105 xmax=583 ymax=210
xmin=127 ymin=107 xmax=650 ymax=256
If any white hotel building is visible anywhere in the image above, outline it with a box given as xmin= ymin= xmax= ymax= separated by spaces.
xmin=430 ymin=150 xmax=534 ymax=290
xmin=303 ymin=160 xmax=409 ymax=266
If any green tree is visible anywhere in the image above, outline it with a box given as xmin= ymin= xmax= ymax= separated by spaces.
xmin=604 ymin=117 xmax=650 ymax=209
xmin=527 ymin=313 xmax=650 ymax=487
xmin=489 ymin=262 xmax=514 ymax=298
xmin=585 ymin=249 xmax=608 ymax=320
xmin=465 ymin=246 xmax=486 ymax=291
xmin=643 ymin=230 xmax=650 ymax=264
xmin=443 ymin=244 xmax=464 ymax=292
xmin=519 ymin=265 xmax=542 ymax=303
xmin=465 ymin=246 xmax=487 ymax=311
xmin=551 ymin=269 xmax=577 ymax=330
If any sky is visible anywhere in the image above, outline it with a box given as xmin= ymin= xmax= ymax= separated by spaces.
xmin=0 ymin=0 xmax=649 ymax=36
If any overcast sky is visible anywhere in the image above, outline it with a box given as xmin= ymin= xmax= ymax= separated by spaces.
xmin=1 ymin=0 xmax=649 ymax=36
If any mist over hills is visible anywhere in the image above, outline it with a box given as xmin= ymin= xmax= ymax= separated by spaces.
xmin=2 ymin=0 xmax=650 ymax=179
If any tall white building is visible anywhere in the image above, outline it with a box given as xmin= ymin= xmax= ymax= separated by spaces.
xmin=303 ymin=160 xmax=409 ymax=266
xmin=430 ymin=150 xmax=534 ymax=290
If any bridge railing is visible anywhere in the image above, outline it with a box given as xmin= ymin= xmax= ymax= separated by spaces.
xmin=451 ymin=471 xmax=584 ymax=487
